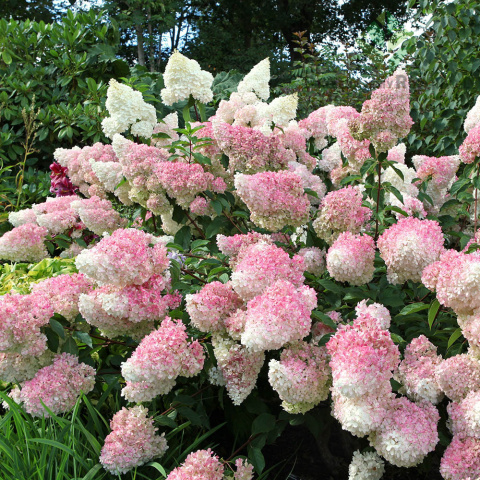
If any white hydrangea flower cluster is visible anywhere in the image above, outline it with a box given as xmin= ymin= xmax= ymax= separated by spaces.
xmin=268 ymin=341 xmax=330 ymax=414
xmin=348 ymin=451 xmax=385 ymax=480
xmin=161 ymin=50 xmax=214 ymax=105
xmin=212 ymin=335 xmax=265 ymax=406
xmin=101 ymin=79 xmax=157 ymax=139
xmin=465 ymin=95 xmax=480 ymax=133
xmin=237 ymin=58 xmax=270 ymax=101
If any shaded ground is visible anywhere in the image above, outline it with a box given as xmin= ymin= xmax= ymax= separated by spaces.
xmin=263 ymin=422 xmax=443 ymax=480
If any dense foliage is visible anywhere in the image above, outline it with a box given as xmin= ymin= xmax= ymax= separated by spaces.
xmin=406 ymin=0 xmax=480 ymax=156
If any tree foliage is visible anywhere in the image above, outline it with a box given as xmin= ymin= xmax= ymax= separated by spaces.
xmin=406 ymin=0 xmax=480 ymax=156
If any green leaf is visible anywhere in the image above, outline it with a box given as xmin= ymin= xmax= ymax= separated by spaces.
xmin=249 ymin=447 xmax=265 ymax=474
xmin=447 ymin=327 xmax=463 ymax=349
xmin=428 ymin=299 xmax=441 ymax=329
xmin=175 ymin=406 xmax=205 ymax=427
xmin=304 ymin=188 xmax=318 ymax=198
xmin=311 ymin=311 xmax=337 ymax=329
xmin=390 ymin=333 xmax=406 ymax=344
xmin=147 ymin=462 xmax=167 ymax=478
xmin=316 ymin=279 xmax=344 ymax=295
xmin=73 ymin=331 xmax=93 ymax=348
xmin=2 ymin=51 xmax=12 ymax=64
xmin=252 ymin=413 xmax=276 ymax=435
xmin=49 ymin=318 xmax=65 ymax=339
xmin=156 ymin=415 xmax=177 ymax=429
xmin=182 ymin=104 xmax=192 ymax=123
xmin=397 ymin=303 xmax=429 ymax=316
xmin=210 ymin=199 xmax=223 ymax=215
xmin=205 ymin=216 xmax=227 ymax=238
xmin=192 ymin=152 xmax=212 ymax=165
xmin=390 ymin=378 xmax=402 ymax=392
xmin=174 ymin=226 xmax=192 ymax=250
xmin=61 ymin=336 xmax=79 ymax=356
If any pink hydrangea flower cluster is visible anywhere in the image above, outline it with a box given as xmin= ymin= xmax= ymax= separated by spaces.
xmin=298 ymin=105 xmax=331 ymax=150
xmin=327 ymin=314 xmax=400 ymax=399
xmin=459 ymin=122 xmax=480 ymax=164
xmin=166 ymin=448 xmax=254 ymax=480
xmin=75 ymin=229 xmax=170 ymax=287
xmin=326 ymin=107 xmax=370 ymax=164
xmin=447 ymin=390 xmax=480 ymax=438
xmin=394 ymin=335 xmax=444 ymax=404
xmin=121 ymin=317 xmax=205 ymax=402
xmin=435 ymin=354 xmax=480 ymax=402
xmin=288 ymin=161 xmax=326 ymax=205
xmin=355 ymin=300 xmax=391 ymax=330
xmin=422 ymin=250 xmax=480 ymax=315
xmin=211 ymin=335 xmax=265 ymax=405
xmin=349 ymin=69 xmax=413 ymax=153
xmin=234 ymin=171 xmax=310 ymax=231
xmin=31 ymin=273 xmax=93 ymax=321
xmin=415 ymin=155 xmax=460 ymax=190
xmin=8 ymin=207 xmax=37 ymax=227
xmin=0 ymin=292 xmax=53 ymax=356
xmin=318 ymin=142 xmax=342 ymax=172
xmin=298 ymin=247 xmax=325 ymax=276
xmin=79 ymin=275 xmax=181 ymax=339
xmin=9 ymin=353 xmax=95 ymax=417
xmin=458 ymin=311 xmax=480 ymax=354
xmin=100 ymin=406 xmax=168 ymax=475
xmin=268 ymin=341 xmax=331 ymax=413
xmin=313 ymin=186 xmax=371 ymax=243
xmin=0 ymin=350 xmax=54 ymax=384
xmin=153 ymin=161 xmax=219 ymax=208
xmin=33 ymin=195 xmax=81 ymax=235
xmin=279 ymin=123 xmax=317 ymax=170
xmin=332 ymin=390 xmax=391 ymax=438
xmin=368 ymin=396 xmax=439 ymax=467
xmin=440 ymin=436 xmax=480 ymax=480
xmin=152 ymin=112 xmax=180 ymax=147
xmin=166 ymin=449 xmax=224 ymax=480
xmin=189 ymin=122 xmax=224 ymax=172
xmin=326 ymin=232 xmax=375 ymax=286
xmin=231 ymin=242 xmax=304 ymax=301
xmin=190 ymin=196 xmax=211 ymax=216
xmin=0 ymin=223 xmax=49 ymax=263
xmin=216 ymin=232 xmax=272 ymax=262
xmin=54 ymin=143 xmax=118 ymax=197
xmin=326 ymin=106 xmax=359 ymax=137
xmin=115 ymin=137 xmax=168 ymax=187
xmin=377 ymin=217 xmax=445 ymax=284
xmin=240 ymin=280 xmax=317 ymax=352
xmin=387 ymin=143 xmax=406 ymax=164
xmin=70 ymin=195 xmax=127 ymax=235
xmin=186 ymin=281 xmax=243 ymax=333
xmin=213 ymin=121 xmax=295 ymax=173
xmin=311 ymin=311 xmax=342 ymax=342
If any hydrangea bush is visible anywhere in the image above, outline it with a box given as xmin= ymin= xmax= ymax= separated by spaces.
xmin=2 ymin=50 xmax=480 ymax=479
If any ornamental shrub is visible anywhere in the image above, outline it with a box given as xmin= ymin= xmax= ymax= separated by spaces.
xmin=3 ymin=51 xmax=480 ymax=480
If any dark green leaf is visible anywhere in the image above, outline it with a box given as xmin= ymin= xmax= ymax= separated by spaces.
xmin=428 ymin=299 xmax=441 ymax=329
xmin=61 ymin=336 xmax=79 ymax=356
xmin=252 ymin=413 xmax=276 ymax=435
xmin=447 ymin=328 xmax=463 ymax=349
xmin=397 ymin=303 xmax=430 ymax=316
xmin=49 ymin=318 xmax=65 ymax=339
xmin=73 ymin=331 xmax=93 ymax=348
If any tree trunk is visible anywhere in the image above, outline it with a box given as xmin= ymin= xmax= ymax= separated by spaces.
xmin=135 ymin=16 xmax=145 ymax=66
xmin=147 ymin=6 xmax=155 ymax=72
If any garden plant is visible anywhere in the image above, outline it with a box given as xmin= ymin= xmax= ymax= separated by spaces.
xmin=1 ymin=34 xmax=480 ymax=480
